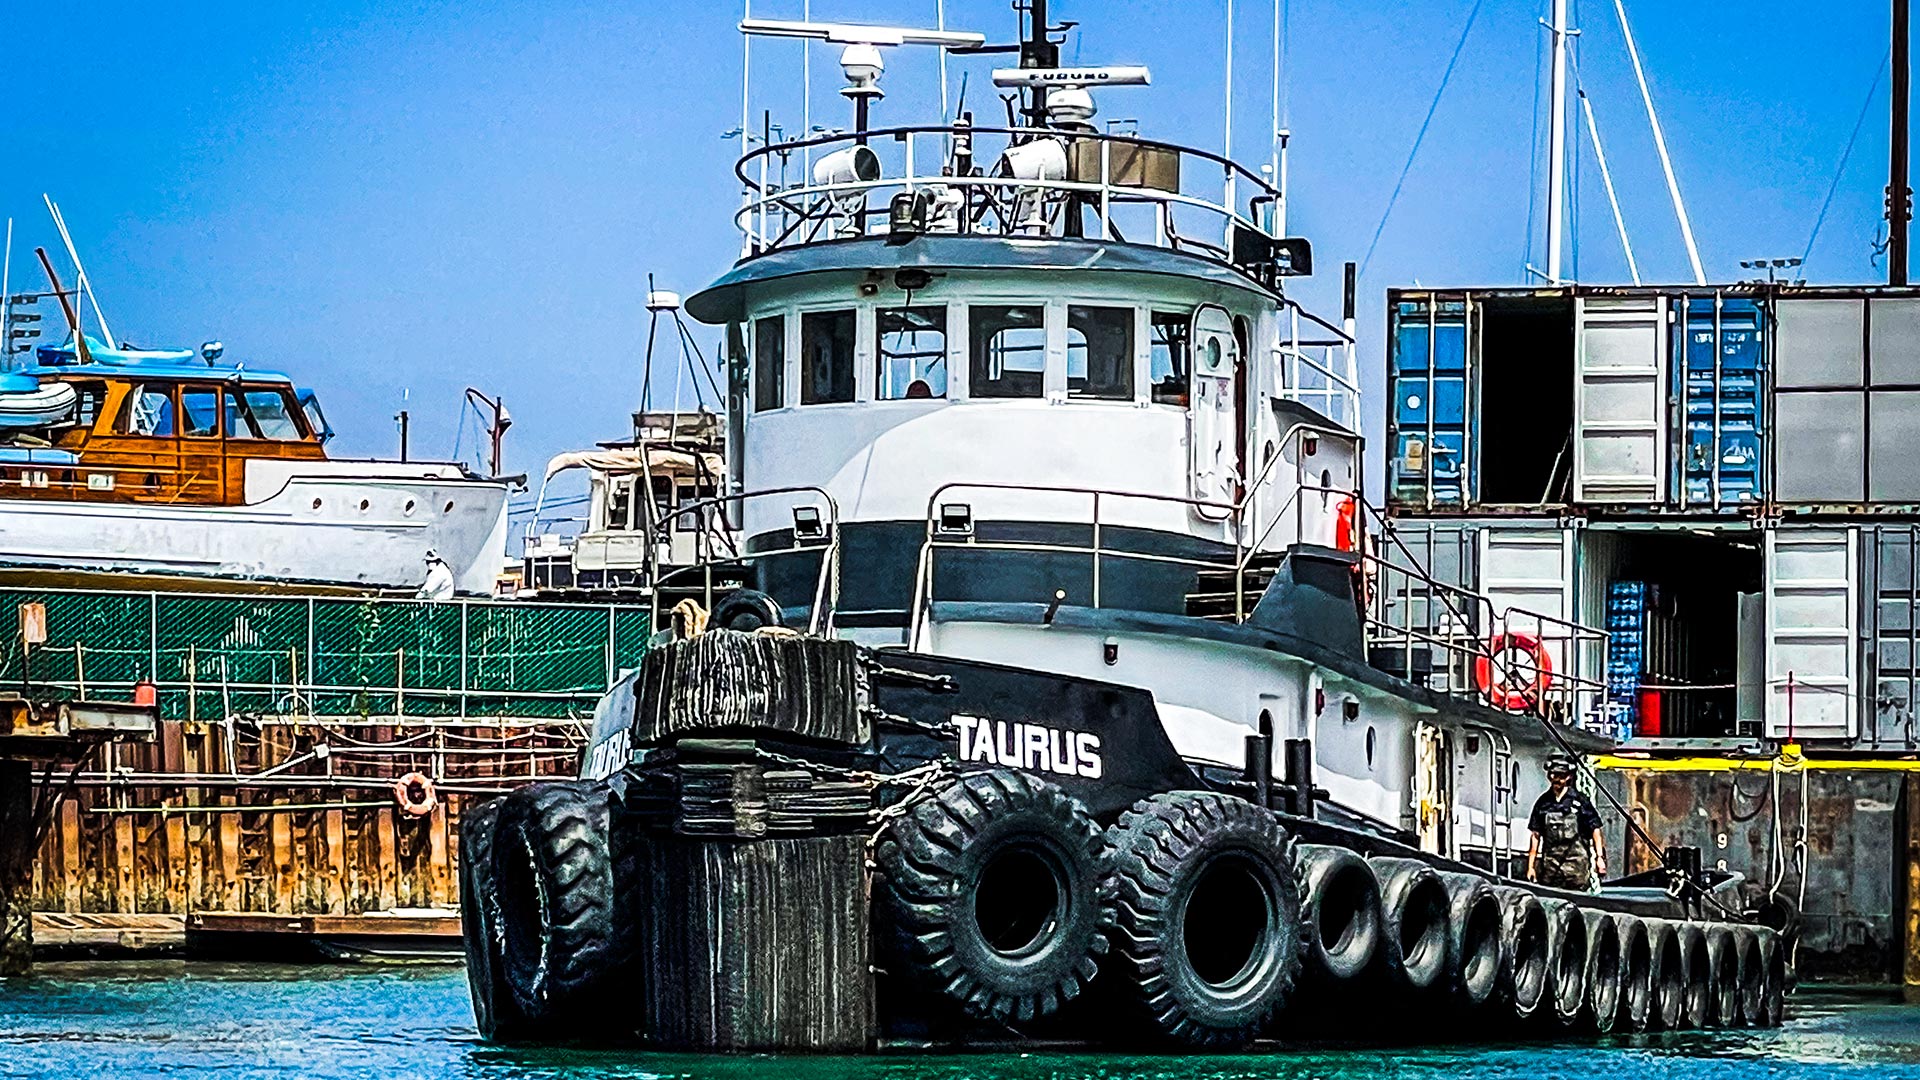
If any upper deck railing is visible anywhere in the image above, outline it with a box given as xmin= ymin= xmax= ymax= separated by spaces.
xmin=733 ymin=124 xmax=1286 ymax=265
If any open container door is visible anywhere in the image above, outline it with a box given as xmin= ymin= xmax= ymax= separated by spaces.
xmin=1765 ymin=527 xmax=1859 ymax=742
xmin=1189 ymin=304 xmax=1240 ymax=521
xmin=1572 ymin=296 xmax=1667 ymax=505
xmin=1476 ymin=525 xmax=1576 ymax=681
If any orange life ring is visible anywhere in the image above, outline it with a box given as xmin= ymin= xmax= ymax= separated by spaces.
xmin=1474 ymin=632 xmax=1553 ymax=710
xmin=392 ymin=771 xmax=438 ymax=817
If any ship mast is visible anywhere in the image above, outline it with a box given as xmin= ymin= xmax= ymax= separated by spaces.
xmin=1892 ymin=0 xmax=1912 ymax=286
xmin=1544 ymin=0 xmax=1570 ymax=284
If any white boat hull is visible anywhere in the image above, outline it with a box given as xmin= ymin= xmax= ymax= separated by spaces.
xmin=0 ymin=465 xmax=510 ymax=595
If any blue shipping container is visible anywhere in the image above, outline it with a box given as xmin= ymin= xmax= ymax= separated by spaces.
xmin=1389 ymin=299 xmax=1468 ymax=507
xmin=1672 ymin=297 xmax=1765 ymax=507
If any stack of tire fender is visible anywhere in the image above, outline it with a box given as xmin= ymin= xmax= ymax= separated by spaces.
xmin=460 ymin=766 xmax=1793 ymax=1049
xmin=864 ymin=767 xmax=1791 ymax=1047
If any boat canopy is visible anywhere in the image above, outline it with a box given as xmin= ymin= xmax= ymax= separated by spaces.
xmin=543 ymin=447 xmax=723 ymax=482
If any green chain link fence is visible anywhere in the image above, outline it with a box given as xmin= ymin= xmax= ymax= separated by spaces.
xmin=0 ymin=588 xmax=651 ymax=720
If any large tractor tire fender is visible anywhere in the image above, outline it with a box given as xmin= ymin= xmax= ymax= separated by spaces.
xmin=1732 ymin=926 xmax=1766 ymax=1026
xmin=460 ymin=798 xmax=531 ymax=1043
xmin=1366 ymin=857 xmax=1450 ymax=993
xmin=493 ymin=779 xmax=638 ymax=1026
xmin=1296 ymin=844 xmax=1383 ymax=983
xmin=1612 ymin=913 xmax=1654 ymax=1033
xmin=1538 ymin=898 xmax=1588 ymax=1027
xmin=1641 ymin=917 xmax=1686 ymax=1031
xmin=1434 ymin=872 xmax=1502 ymax=1007
xmin=1105 ymin=792 xmax=1305 ymax=1049
xmin=874 ymin=768 xmax=1115 ymax=1026
xmin=1492 ymin=887 xmax=1550 ymax=1021
xmin=1581 ymin=909 xmax=1622 ymax=1034
xmin=1676 ymin=922 xmax=1712 ymax=1029
xmin=1705 ymin=924 xmax=1740 ymax=1026
xmin=1755 ymin=927 xmax=1788 ymax=1028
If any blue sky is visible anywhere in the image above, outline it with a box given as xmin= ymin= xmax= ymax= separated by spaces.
xmin=0 ymin=0 xmax=1896 ymax=491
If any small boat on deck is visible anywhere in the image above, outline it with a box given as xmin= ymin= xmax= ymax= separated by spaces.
xmin=0 ymin=334 xmax=510 ymax=595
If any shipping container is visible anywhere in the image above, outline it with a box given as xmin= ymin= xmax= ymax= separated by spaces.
xmin=1773 ymin=296 xmax=1920 ymax=507
xmin=1674 ymin=295 xmax=1766 ymax=508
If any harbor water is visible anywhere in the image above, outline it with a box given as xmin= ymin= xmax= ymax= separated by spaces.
xmin=1 ymin=962 xmax=1916 ymax=1079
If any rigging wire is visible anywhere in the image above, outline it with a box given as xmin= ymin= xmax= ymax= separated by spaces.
xmin=1359 ymin=0 xmax=1486 ymax=279
xmin=1803 ymin=47 xmax=1892 ymax=272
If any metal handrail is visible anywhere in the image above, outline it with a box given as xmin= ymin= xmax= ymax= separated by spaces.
xmin=643 ymin=485 xmax=842 ymax=636
xmin=729 ymin=124 xmax=1285 ymax=259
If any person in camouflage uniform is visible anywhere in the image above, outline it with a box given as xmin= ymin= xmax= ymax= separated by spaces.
xmin=1525 ymin=757 xmax=1605 ymax=891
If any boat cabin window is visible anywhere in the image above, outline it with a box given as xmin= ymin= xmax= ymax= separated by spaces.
xmin=121 ymin=384 xmax=176 ymax=437
xmin=970 ymin=305 xmax=1046 ymax=399
xmin=1067 ymin=305 xmax=1134 ymax=401
xmin=180 ymin=387 xmax=221 ymax=438
xmin=226 ymin=388 xmax=305 ymax=441
xmin=876 ymin=306 xmax=947 ymax=400
xmin=1150 ymin=310 xmax=1191 ymax=406
xmin=753 ymin=315 xmax=785 ymax=412
xmin=607 ymin=476 xmax=634 ymax=530
xmin=800 ymin=310 xmax=856 ymax=405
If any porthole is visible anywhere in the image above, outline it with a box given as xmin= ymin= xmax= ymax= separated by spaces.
xmin=444 ymin=500 xmax=455 ymax=514
xmin=311 ymin=498 xmax=322 ymax=511
xmin=1365 ymin=726 xmax=1377 ymax=771
xmin=404 ymin=499 xmax=417 ymax=516
xmin=358 ymin=499 xmax=370 ymax=512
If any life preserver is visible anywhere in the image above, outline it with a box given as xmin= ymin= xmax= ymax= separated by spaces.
xmin=392 ymin=771 xmax=438 ymax=817
xmin=1474 ymin=632 xmax=1553 ymax=710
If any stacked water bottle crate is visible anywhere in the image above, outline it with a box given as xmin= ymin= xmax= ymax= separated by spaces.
xmin=1606 ymin=581 xmax=1650 ymax=735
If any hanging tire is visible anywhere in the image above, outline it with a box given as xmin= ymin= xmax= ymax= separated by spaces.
xmin=1613 ymin=913 xmax=1654 ymax=1033
xmin=875 ymin=768 xmax=1115 ymax=1025
xmin=1539 ymin=898 xmax=1587 ymax=1027
xmin=1733 ymin=926 xmax=1766 ymax=1026
xmin=1755 ymin=927 xmax=1788 ymax=1027
xmin=493 ymin=779 xmax=637 ymax=1028
xmin=1493 ymin=887 xmax=1550 ymax=1022
xmin=1705 ymin=924 xmax=1740 ymax=1026
xmin=1296 ymin=844 xmax=1382 ymax=983
xmin=1367 ymin=857 xmax=1451 ymax=992
xmin=1642 ymin=917 xmax=1686 ymax=1031
xmin=460 ymin=798 xmax=531 ymax=1042
xmin=1435 ymin=872 xmax=1502 ymax=1007
xmin=1581 ymin=910 xmax=1621 ymax=1033
xmin=1106 ymin=792 xmax=1304 ymax=1048
xmin=1676 ymin=922 xmax=1712 ymax=1029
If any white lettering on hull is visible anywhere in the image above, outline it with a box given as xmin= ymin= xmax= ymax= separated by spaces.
xmin=953 ymin=713 xmax=1102 ymax=779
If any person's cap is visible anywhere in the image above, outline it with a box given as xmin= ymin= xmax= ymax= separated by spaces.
xmin=1545 ymin=757 xmax=1575 ymax=776
xmin=424 ymin=549 xmax=444 ymax=563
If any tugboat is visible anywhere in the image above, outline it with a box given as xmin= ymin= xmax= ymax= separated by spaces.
xmin=0 ymin=328 xmax=510 ymax=595
xmin=460 ymin=3 xmax=1788 ymax=1051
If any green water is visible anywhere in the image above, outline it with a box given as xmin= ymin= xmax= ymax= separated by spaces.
xmin=1 ymin=962 xmax=1917 ymax=1079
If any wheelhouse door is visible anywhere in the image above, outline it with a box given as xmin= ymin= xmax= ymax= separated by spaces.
xmin=176 ymin=384 xmax=227 ymax=503
xmin=1189 ymin=304 xmax=1240 ymax=521
xmin=1572 ymin=296 xmax=1667 ymax=504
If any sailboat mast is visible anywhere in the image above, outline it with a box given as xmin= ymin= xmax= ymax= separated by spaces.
xmin=1893 ymin=0 xmax=1911 ymax=286
xmin=1544 ymin=0 xmax=1570 ymax=284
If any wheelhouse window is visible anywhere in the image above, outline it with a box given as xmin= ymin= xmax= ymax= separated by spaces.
xmin=753 ymin=315 xmax=785 ymax=412
xmin=120 ymin=384 xmax=175 ymax=436
xmin=1067 ymin=305 xmax=1134 ymax=401
xmin=800 ymin=309 xmax=856 ymax=405
xmin=70 ymin=381 xmax=107 ymax=430
xmin=969 ymin=305 xmax=1046 ymax=399
xmin=225 ymin=388 xmax=305 ymax=440
xmin=876 ymin=306 xmax=947 ymax=400
xmin=1150 ymin=310 xmax=1191 ymax=406
xmin=180 ymin=387 xmax=220 ymax=438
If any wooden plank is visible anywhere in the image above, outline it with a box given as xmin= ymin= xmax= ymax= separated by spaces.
xmin=113 ymin=814 xmax=135 ymax=914
xmin=325 ymin=808 xmax=347 ymax=915
xmin=217 ymin=802 xmax=240 ymax=910
xmin=374 ymin=808 xmax=398 ymax=911
xmin=60 ymin=799 xmax=80 ymax=913
xmin=164 ymin=812 xmax=187 ymax=913
xmin=270 ymin=812 xmax=293 ymax=915
xmin=426 ymin=802 xmax=451 ymax=907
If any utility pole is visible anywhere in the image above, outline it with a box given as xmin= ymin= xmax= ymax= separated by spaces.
xmin=1893 ymin=0 xmax=1912 ymax=286
xmin=1545 ymin=0 xmax=1570 ymax=284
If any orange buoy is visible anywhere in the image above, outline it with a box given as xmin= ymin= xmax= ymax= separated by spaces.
xmin=392 ymin=771 xmax=438 ymax=817
xmin=1473 ymin=632 xmax=1553 ymax=710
